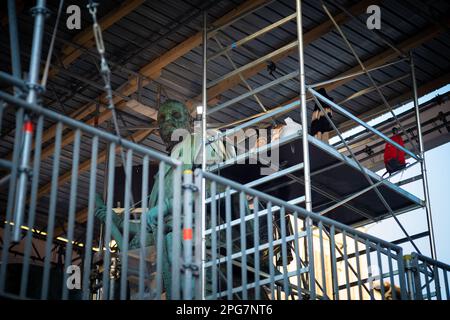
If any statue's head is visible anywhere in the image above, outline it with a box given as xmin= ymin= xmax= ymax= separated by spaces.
xmin=157 ymin=100 xmax=192 ymax=150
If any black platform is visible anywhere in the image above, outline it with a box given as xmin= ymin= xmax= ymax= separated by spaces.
xmin=210 ymin=133 xmax=423 ymax=227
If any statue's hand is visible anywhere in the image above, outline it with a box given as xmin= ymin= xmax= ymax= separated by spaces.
xmin=95 ymin=206 xmax=107 ymax=222
xmin=94 ymin=194 xmax=107 ymax=222
xmin=146 ymin=206 xmax=159 ymax=229
xmin=94 ymin=193 xmax=122 ymax=228
xmin=146 ymin=199 xmax=172 ymax=231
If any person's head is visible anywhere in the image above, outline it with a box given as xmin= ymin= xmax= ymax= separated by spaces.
xmin=318 ymin=88 xmax=334 ymax=102
xmin=392 ymin=127 xmax=399 ymax=135
xmin=157 ymin=100 xmax=192 ymax=149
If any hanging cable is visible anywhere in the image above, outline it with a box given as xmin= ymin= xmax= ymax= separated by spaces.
xmin=87 ymin=1 xmax=136 ymax=209
xmin=41 ymin=0 xmax=64 ymax=89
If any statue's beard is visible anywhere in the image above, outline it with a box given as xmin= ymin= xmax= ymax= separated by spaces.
xmin=159 ymin=122 xmax=192 ymax=151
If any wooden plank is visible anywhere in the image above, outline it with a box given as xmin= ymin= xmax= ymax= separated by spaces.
xmin=325 ymin=26 xmax=446 ymax=92
xmin=125 ymin=99 xmax=158 ymax=120
xmin=120 ymin=0 xmax=272 ymax=94
xmin=60 ymin=0 xmax=145 ymax=68
xmin=38 ymin=101 xmax=128 ymax=162
xmin=222 ymin=23 xmax=449 ymax=131
xmin=34 ymin=0 xmax=269 ymax=160
xmin=186 ymin=0 xmax=381 ymax=112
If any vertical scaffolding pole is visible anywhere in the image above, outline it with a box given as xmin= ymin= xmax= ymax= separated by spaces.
xmin=410 ymin=52 xmax=437 ymax=260
xmin=183 ymin=170 xmax=194 ymax=300
xmin=295 ymin=0 xmax=312 ymax=213
xmin=296 ymin=0 xmax=314 ymax=298
xmin=199 ymin=10 xmax=208 ymax=300
xmin=8 ymin=0 xmax=22 ymax=95
xmin=13 ymin=0 xmax=47 ymax=243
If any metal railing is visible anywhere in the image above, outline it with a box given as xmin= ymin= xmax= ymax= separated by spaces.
xmin=194 ymin=169 xmax=414 ymax=300
xmin=0 ymin=88 xmax=184 ymax=300
xmin=0 ymin=91 xmax=448 ymax=300
xmin=1 ymin=0 xmax=448 ymax=301
xmin=405 ymin=253 xmax=450 ymax=300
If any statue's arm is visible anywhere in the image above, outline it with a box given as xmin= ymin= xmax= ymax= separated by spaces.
xmin=146 ymin=198 xmax=173 ymax=230
xmin=94 ymin=195 xmax=124 ymax=248
xmin=94 ymin=193 xmax=142 ymax=234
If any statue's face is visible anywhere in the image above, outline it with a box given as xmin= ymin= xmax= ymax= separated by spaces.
xmin=157 ymin=100 xmax=191 ymax=149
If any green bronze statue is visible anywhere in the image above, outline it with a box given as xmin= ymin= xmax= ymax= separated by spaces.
xmin=95 ymin=100 xmax=284 ymax=299
xmin=94 ymin=100 xmax=233 ymax=297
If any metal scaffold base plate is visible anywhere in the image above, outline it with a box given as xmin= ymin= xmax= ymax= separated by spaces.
xmin=210 ymin=133 xmax=423 ymax=227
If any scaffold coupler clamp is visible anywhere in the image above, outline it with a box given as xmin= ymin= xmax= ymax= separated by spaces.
xmin=182 ymin=182 xmax=199 ymax=193
xmin=181 ymin=262 xmax=200 ymax=277
xmin=182 ymin=169 xmax=198 ymax=192
xmin=25 ymin=82 xmax=45 ymax=95
xmin=29 ymin=4 xmax=51 ymax=18
xmin=404 ymin=254 xmax=416 ymax=272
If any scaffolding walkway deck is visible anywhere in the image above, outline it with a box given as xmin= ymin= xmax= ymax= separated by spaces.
xmin=210 ymin=132 xmax=423 ymax=227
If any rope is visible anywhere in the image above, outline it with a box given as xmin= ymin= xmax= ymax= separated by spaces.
xmin=41 ymin=0 xmax=64 ymax=88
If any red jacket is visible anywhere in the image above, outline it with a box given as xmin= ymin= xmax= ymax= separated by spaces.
xmin=384 ymin=134 xmax=406 ymax=164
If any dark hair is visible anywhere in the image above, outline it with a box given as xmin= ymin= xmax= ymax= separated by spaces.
xmin=392 ymin=127 xmax=399 ymax=135
xmin=318 ymin=88 xmax=334 ymax=102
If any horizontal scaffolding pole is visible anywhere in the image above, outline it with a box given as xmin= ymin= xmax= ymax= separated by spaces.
xmin=207 ymin=70 xmax=299 ymax=115
xmin=309 ymin=58 xmax=408 ymax=88
xmin=392 ymin=231 xmax=429 ymax=246
xmin=207 ymin=40 xmax=298 ymax=88
xmin=208 ymin=12 xmax=296 ymax=62
xmin=0 ymin=71 xmax=29 ymax=92
xmin=208 ymin=99 xmax=300 ymax=145
xmin=309 ymin=87 xmax=420 ymax=161
xmin=199 ymin=170 xmax=404 ymax=251
xmin=396 ymin=174 xmax=423 ymax=187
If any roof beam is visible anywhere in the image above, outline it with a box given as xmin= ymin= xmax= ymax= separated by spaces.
xmin=248 ymin=22 xmax=449 ymax=128
xmin=336 ymin=72 xmax=450 ymax=134
xmin=29 ymin=0 xmax=271 ymax=159
xmin=324 ymin=26 xmax=447 ymax=92
xmin=59 ymin=0 xmax=145 ymax=70
xmin=35 ymin=98 xmax=169 ymax=167
xmin=125 ymin=99 xmax=158 ymax=120
xmin=118 ymin=0 xmax=272 ymax=96
xmin=37 ymin=101 xmax=128 ymax=162
xmin=186 ymin=0 xmax=381 ymax=111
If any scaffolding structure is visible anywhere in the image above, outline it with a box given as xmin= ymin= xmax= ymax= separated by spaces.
xmin=195 ymin=0 xmax=445 ymax=299
xmin=0 ymin=0 xmax=449 ymax=300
